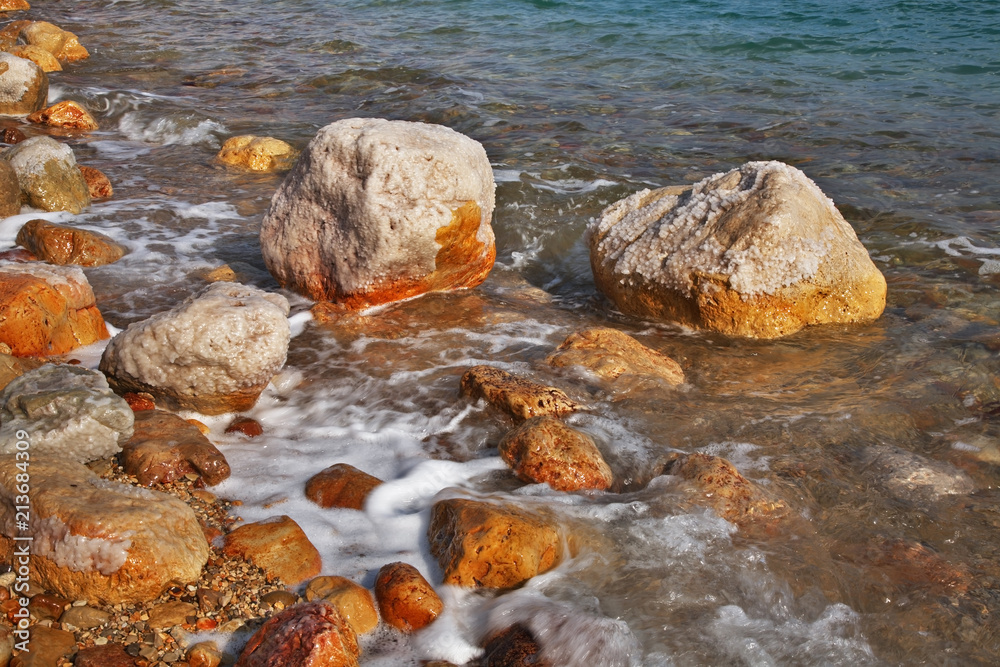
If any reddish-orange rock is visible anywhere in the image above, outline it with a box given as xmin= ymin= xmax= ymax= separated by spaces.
xmin=0 ymin=0 xmax=30 ymax=12
xmin=221 ymin=516 xmax=322 ymax=585
xmin=27 ymin=100 xmax=98 ymax=130
xmin=374 ymin=562 xmax=442 ymax=632
xmin=15 ymin=219 xmax=126 ymax=266
xmin=79 ymin=165 xmax=113 ymax=199
xmin=305 ymin=576 xmax=379 ymax=635
xmin=428 ymin=498 xmax=562 ymax=590
xmin=225 ymin=416 xmax=264 ymax=438
xmin=305 ymin=463 xmax=383 ymax=510
xmin=235 ymin=601 xmax=359 ymax=667
xmin=121 ymin=409 xmax=231 ymax=486
xmin=667 ymin=453 xmax=789 ymax=526
xmin=546 ymin=327 xmax=685 ymax=386
xmin=0 ymin=126 xmax=25 ymax=144
xmin=498 ymin=416 xmax=613 ymax=492
xmin=460 ymin=366 xmax=580 ymax=422
xmin=123 ymin=391 xmax=156 ymax=411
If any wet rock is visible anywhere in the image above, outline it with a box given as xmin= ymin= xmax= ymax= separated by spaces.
xmin=216 ymin=135 xmax=298 ymax=172
xmin=10 ymin=625 xmax=74 ymax=667
xmin=261 ymin=590 xmax=298 ymax=610
xmin=480 ymin=624 xmax=551 ymax=667
xmin=121 ymin=409 xmax=230 ymax=486
xmin=100 ymin=282 xmax=290 ymax=415
xmin=7 ymin=44 xmax=59 ymax=72
xmin=838 ymin=536 xmax=970 ymax=596
xmin=667 ymin=453 xmax=789 ymax=526
xmin=0 ymin=159 xmax=21 ymax=217
xmin=0 ymin=0 xmax=30 ymax=12
xmin=59 ymin=603 xmax=110 ymax=629
xmin=0 ymin=52 xmax=47 ymax=116
xmin=304 ymin=575 xmax=378 ymax=635
xmin=74 ymin=643 xmax=138 ymax=667
xmin=260 ymin=117 xmax=496 ymax=309
xmin=221 ymin=515 xmax=321 ymax=585
xmin=0 ymin=352 xmax=43 ymax=391
xmin=234 ymin=601 xmax=359 ymax=667
xmin=546 ymin=327 xmax=684 ymax=386
xmin=374 ymin=561 xmax=442 ymax=632
xmin=186 ymin=642 xmax=222 ymax=667
xmin=3 ymin=136 xmax=90 ymax=213
xmin=27 ymin=592 xmax=67 ymax=620
xmin=460 ymin=366 xmax=580 ymax=422
xmin=27 ymin=100 xmax=96 ymax=130
xmin=498 ymin=417 xmax=613 ymax=492
xmin=589 ymin=161 xmax=887 ymax=338
xmin=304 ymin=463 xmax=382 ymax=510
xmin=0 ymin=364 xmax=134 ymax=463
xmin=0 ymin=627 xmax=10 ymax=667
xmin=428 ymin=498 xmax=562 ymax=589
xmin=148 ymin=600 xmax=198 ymax=629
xmin=15 ymin=219 xmax=125 ymax=266
xmin=0 ymin=263 xmax=108 ymax=356
xmin=20 ymin=21 xmax=88 ymax=62
xmin=859 ymin=445 xmax=974 ymax=501
xmin=0 ymin=455 xmax=208 ymax=604
xmin=0 ymin=126 xmax=25 ymax=144
xmin=122 ymin=391 xmax=155 ymax=411
xmin=79 ymin=164 xmax=112 ymax=199
xmin=224 ymin=416 xmax=263 ymax=438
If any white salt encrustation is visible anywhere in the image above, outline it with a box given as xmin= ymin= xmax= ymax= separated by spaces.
xmin=0 ymin=52 xmax=47 ymax=115
xmin=2 ymin=135 xmax=91 ymax=212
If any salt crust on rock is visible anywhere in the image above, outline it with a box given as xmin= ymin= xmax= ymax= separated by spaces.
xmin=0 ymin=455 xmax=208 ymax=604
xmin=0 ymin=364 xmax=134 ymax=463
xmin=589 ymin=160 xmax=887 ymax=338
xmin=0 ymin=51 xmax=46 ymax=115
xmin=3 ymin=135 xmax=91 ymax=213
xmin=100 ymin=282 xmax=290 ymax=415
xmin=260 ymin=117 xmax=496 ymax=309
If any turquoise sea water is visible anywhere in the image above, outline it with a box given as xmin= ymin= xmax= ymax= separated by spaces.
xmin=5 ymin=0 xmax=1000 ymax=664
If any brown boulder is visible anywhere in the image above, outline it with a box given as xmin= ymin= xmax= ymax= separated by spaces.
xmin=428 ymin=498 xmax=562 ymax=589
xmin=235 ymin=601 xmax=359 ymax=667
xmin=221 ymin=515 xmax=322 ymax=585
xmin=0 ymin=159 xmax=20 ymax=217
xmin=21 ymin=21 xmax=88 ymax=62
xmin=546 ymin=327 xmax=684 ymax=386
xmin=217 ymin=135 xmax=298 ymax=172
xmin=481 ymin=624 xmax=551 ymax=667
xmin=11 ymin=625 xmax=74 ymax=667
xmin=667 ymin=453 xmax=789 ymax=526
xmin=0 ymin=126 xmax=25 ymax=144
xmin=305 ymin=575 xmax=379 ymax=635
xmin=8 ymin=45 xmax=59 ymax=72
xmin=305 ymin=463 xmax=382 ymax=510
xmin=498 ymin=416 xmax=612 ymax=492
xmin=225 ymin=416 xmax=263 ymax=437
xmin=0 ymin=263 xmax=108 ymax=356
xmin=79 ymin=164 xmax=112 ymax=199
xmin=0 ymin=52 xmax=47 ymax=116
xmin=74 ymin=644 xmax=138 ymax=667
xmin=27 ymin=100 xmax=97 ymax=130
xmin=460 ymin=366 xmax=580 ymax=422
xmin=15 ymin=219 xmax=125 ymax=266
xmin=121 ymin=409 xmax=231 ymax=486
xmin=374 ymin=561 xmax=442 ymax=632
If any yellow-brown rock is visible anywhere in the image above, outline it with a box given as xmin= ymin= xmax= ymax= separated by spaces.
xmin=221 ymin=515 xmax=322 ymax=585
xmin=305 ymin=576 xmax=379 ymax=635
xmin=187 ymin=642 xmax=223 ymax=667
xmin=0 ymin=159 xmax=21 ymax=218
xmin=27 ymin=100 xmax=97 ymax=130
xmin=498 ymin=416 xmax=612 ymax=492
xmin=0 ymin=0 xmax=30 ymax=12
xmin=546 ymin=327 xmax=684 ymax=385
xmin=21 ymin=21 xmax=89 ymax=62
xmin=428 ymin=498 xmax=562 ymax=589
xmin=0 ymin=52 xmax=47 ymax=116
xmin=667 ymin=453 xmax=789 ymax=527
xmin=374 ymin=562 xmax=442 ymax=632
xmin=79 ymin=165 xmax=112 ymax=199
xmin=121 ymin=409 xmax=231 ymax=486
xmin=305 ymin=463 xmax=382 ymax=510
xmin=0 ymin=263 xmax=109 ymax=356
xmin=15 ymin=219 xmax=125 ymax=267
xmin=8 ymin=44 xmax=59 ymax=72
xmin=460 ymin=365 xmax=580 ymax=421
xmin=217 ymin=135 xmax=298 ymax=172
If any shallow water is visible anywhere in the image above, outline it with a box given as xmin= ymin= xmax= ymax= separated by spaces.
xmin=6 ymin=0 xmax=1000 ymax=663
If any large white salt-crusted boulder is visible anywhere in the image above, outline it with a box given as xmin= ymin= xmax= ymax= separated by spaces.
xmin=0 ymin=455 xmax=208 ymax=604
xmin=0 ymin=52 xmax=47 ymax=116
xmin=99 ymin=282 xmax=290 ymax=415
xmin=260 ymin=117 xmax=496 ymax=309
xmin=3 ymin=135 xmax=90 ymax=213
xmin=0 ymin=364 xmax=134 ymax=463
xmin=589 ymin=161 xmax=887 ymax=338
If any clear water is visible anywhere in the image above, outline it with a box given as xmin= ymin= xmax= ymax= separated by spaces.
xmin=7 ymin=0 xmax=1000 ymax=663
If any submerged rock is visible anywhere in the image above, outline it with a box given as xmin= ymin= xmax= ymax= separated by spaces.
xmin=27 ymin=99 xmax=98 ymax=130
xmin=3 ymin=135 xmax=90 ymax=213
xmin=589 ymin=161 xmax=887 ymax=338
xmin=0 ymin=51 xmax=47 ymax=116
xmin=460 ymin=365 xmax=580 ymax=422
xmin=667 ymin=453 xmax=789 ymax=526
xmin=217 ymin=135 xmax=298 ymax=172
xmin=121 ymin=410 xmax=231 ymax=486
xmin=260 ymin=117 xmax=496 ymax=309
xmin=305 ymin=463 xmax=383 ymax=510
xmin=498 ymin=416 xmax=613 ymax=492
xmin=305 ymin=575 xmax=379 ymax=635
xmin=221 ymin=515 xmax=321 ymax=585
xmin=0 ymin=364 xmax=134 ymax=463
xmin=546 ymin=327 xmax=684 ymax=386
xmin=0 ymin=455 xmax=208 ymax=604
xmin=100 ymin=282 xmax=290 ymax=415
xmin=16 ymin=218 xmax=126 ymax=266
xmin=235 ymin=601 xmax=359 ymax=667
xmin=859 ymin=445 xmax=974 ymax=501
xmin=374 ymin=561 xmax=442 ymax=632
xmin=481 ymin=624 xmax=551 ymax=667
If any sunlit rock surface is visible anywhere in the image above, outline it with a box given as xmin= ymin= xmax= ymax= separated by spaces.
xmin=0 ymin=51 xmax=46 ymax=116
xmin=3 ymin=135 xmax=90 ymax=212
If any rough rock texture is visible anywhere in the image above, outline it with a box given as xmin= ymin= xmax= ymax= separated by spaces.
xmin=26 ymin=99 xmax=97 ymax=130
xmin=428 ymin=498 xmax=562 ymax=589
xmin=0 ymin=364 xmax=134 ymax=463
xmin=21 ymin=21 xmax=88 ymax=62
xmin=234 ymin=601 xmax=359 ymax=667
xmin=0 ymin=0 xmax=30 ymax=12
xmin=546 ymin=327 xmax=684 ymax=386
xmin=12 ymin=625 xmax=75 ymax=666
xmin=0 ymin=159 xmax=20 ymax=217
xmin=859 ymin=445 xmax=974 ymax=501
xmin=667 ymin=453 xmax=789 ymax=526
xmin=0 ymin=52 xmax=47 ymax=116
xmin=498 ymin=417 xmax=613 ymax=492
xmin=121 ymin=409 xmax=231 ymax=486
xmin=589 ymin=161 xmax=887 ymax=338
xmin=0 ymin=262 xmax=108 ymax=355
xmin=220 ymin=515 xmax=322 ymax=585
xmin=99 ymin=282 xmax=290 ymax=415
xmin=0 ymin=351 xmax=42 ymax=391
xmin=15 ymin=218 xmax=125 ymax=266
xmin=374 ymin=561 xmax=443 ymax=632
xmin=305 ymin=463 xmax=383 ymax=510
xmin=0 ymin=455 xmax=209 ymax=604
xmin=74 ymin=644 xmax=138 ymax=667
xmin=79 ymin=164 xmax=112 ymax=199
xmin=3 ymin=136 xmax=90 ymax=213
xmin=8 ymin=44 xmax=60 ymax=72
xmin=0 ymin=125 xmax=25 ymax=143
xmin=460 ymin=366 xmax=580 ymax=422
xmin=260 ymin=118 xmax=496 ymax=309
xmin=481 ymin=625 xmax=551 ymax=667
xmin=305 ymin=575 xmax=379 ymax=635
xmin=217 ymin=135 xmax=298 ymax=172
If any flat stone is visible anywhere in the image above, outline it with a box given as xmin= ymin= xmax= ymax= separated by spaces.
xmin=304 ymin=576 xmax=378 ymax=635
xmin=460 ymin=366 xmax=580 ymax=421
xmin=859 ymin=445 xmax=974 ymax=501
xmin=374 ymin=562 xmax=442 ymax=632
xmin=498 ymin=416 xmax=613 ymax=492
xmin=304 ymin=463 xmax=382 ymax=510
xmin=546 ymin=327 xmax=684 ymax=386
xmin=186 ymin=642 xmax=222 ymax=667
xmin=27 ymin=592 xmax=68 ymax=621
xmin=10 ymin=625 xmax=74 ymax=667
xmin=481 ymin=624 xmax=551 ymax=667
xmin=15 ymin=219 xmax=126 ymax=266
xmin=148 ymin=600 xmax=198 ymax=629
xmin=121 ymin=409 xmax=230 ymax=486
xmin=74 ymin=644 xmax=139 ymax=667
xmin=59 ymin=603 xmax=111 ymax=629
xmin=221 ymin=515 xmax=321 ymax=585
xmin=224 ymin=416 xmax=263 ymax=438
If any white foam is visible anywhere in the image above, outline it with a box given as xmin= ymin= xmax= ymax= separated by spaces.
xmin=118 ymin=111 xmax=226 ymax=147
xmin=0 ymin=210 xmax=73 ymax=249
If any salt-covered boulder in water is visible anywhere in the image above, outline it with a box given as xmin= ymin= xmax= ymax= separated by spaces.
xmin=0 ymin=365 xmax=134 ymax=464
xmin=0 ymin=455 xmax=209 ymax=604
xmin=3 ymin=136 xmax=91 ymax=213
xmin=589 ymin=161 xmax=887 ymax=338
xmin=260 ymin=118 xmax=496 ymax=309
xmin=100 ymin=282 xmax=291 ymax=415
xmin=0 ymin=51 xmax=47 ymax=116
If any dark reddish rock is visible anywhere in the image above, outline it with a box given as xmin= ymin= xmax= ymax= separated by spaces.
xmin=121 ymin=410 xmax=231 ymax=486
xmin=481 ymin=624 xmax=551 ymax=667
xmin=221 ymin=515 xmax=322 ymax=585
xmin=498 ymin=416 xmax=613 ymax=492
xmin=15 ymin=218 xmax=126 ymax=266
xmin=460 ymin=366 xmax=580 ymax=421
xmin=305 ymin=463 xmax=382 ymax=510
xmin=0 ymin=126 xmax=25 ymax=144
xmin=122 ymin=391 xmax=155 ymax=411
xmin=79 ymin=165 xmax=112 ymax=200
xmin=74 ymin=643 xmax=138 ymax=667
xmin=374 ymin=561 xmax=443 ymax=632
xmin=234 ymin=601 xmax=359 ymax=667
xmin=27 ymin=592 xmax=68 ymax=621
xmin=667 ymin=453 xmax=789 ymax=527
xmin=225 ymin=416 xmax=264 ymax=438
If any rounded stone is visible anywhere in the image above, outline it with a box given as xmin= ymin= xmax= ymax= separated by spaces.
xmin=498 ymin=416 xmax=613 ymax=492
xmin=0 ymin=51 xmax=47 ymax=116
xmin=374 ymin=562 xmax=443 ymax=632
